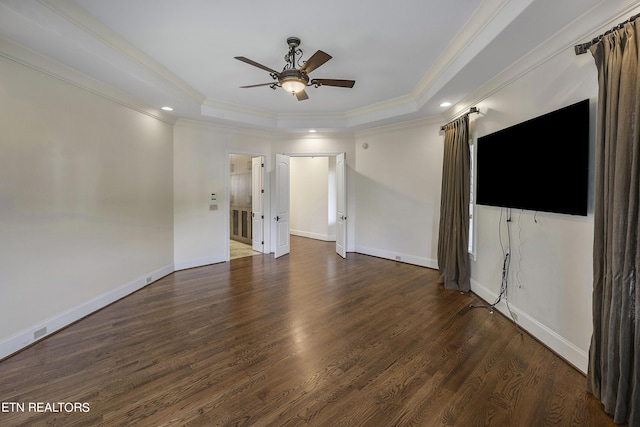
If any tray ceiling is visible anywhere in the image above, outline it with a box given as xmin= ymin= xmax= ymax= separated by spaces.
xmin=0 ymin=0 xmax=633 ymax=131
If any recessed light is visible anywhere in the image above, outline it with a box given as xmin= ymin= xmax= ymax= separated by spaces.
xmin=440 ymin=102 xmax=452 ymax=107
xmin=309 ymin=129 xmax=317 ymax=133
xmin=162 ymin=106 xmax=174 ymax=111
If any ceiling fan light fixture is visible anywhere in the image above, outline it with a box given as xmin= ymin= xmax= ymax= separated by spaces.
xmin=279 ymin=69 xmax=309 ymax=93
xmin=281 ymin=79 xmax=306 ymax=93
xmin=236 ymin=37 xmax=355 ymax=101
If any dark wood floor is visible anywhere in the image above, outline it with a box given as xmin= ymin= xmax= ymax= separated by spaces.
xmin=0 ymin=237 xmax=616 ymax=426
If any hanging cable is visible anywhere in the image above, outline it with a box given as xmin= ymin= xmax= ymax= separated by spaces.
xmin=471 ymin=208 xmax=511 ymax=311
xmin=469 ymin=209 xmax=522 ymax=332
xmin=494 ymin=208 xmax=512 ymax=308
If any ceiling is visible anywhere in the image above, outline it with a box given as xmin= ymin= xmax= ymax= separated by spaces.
xmin=0 ymin=0 xmax=636 ymax=131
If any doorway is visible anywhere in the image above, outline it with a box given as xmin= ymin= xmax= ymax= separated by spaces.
xmin=274 ymin=153 xmax=347 ymax=259
xmin=290 ymin=156 xmax=337 ymax=241
xmin=229 ymin=153 xmax=266 ymax=260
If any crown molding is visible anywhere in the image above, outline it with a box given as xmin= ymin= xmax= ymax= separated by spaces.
xmin=175 ymin=118 xmax=274 ymax=139
xmin=21 ymin=0 xmax=536 ymax=132
xmin=355 ymin=115 xmax=443 ymax=139
xmin=443 ymin=0 xmax=639 ymax=122
xmin=201 ymin=94 xmax=422 ymax=131
xmin=31 ymin=0 xmax=459 ymax=131
xmin=37 ymin=0 xmax=205 ymax=105
xmin=7 ymin=0 xmax=632 ymax=134
xmin=0 ymin=35 xmax=175 ymax=125
xmin=412 ymin=0 xmax=514 ymax=104
xmin=201 ymin=97 xmax=278 ymax=129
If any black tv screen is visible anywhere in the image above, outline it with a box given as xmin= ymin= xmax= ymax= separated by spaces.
xmin=476 ymin=99 xmax=589 ymax=216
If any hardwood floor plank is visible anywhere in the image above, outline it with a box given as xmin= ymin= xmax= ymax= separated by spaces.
xmin=0 ymin=237 xmax=616 ymax=426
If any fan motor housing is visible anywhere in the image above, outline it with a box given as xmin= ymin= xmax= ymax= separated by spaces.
xmin=279 ymin=69 xmax=309 ymax=85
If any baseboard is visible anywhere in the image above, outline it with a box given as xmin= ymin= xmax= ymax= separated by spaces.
xmin=354 ymin=245 xmax=438 ymax=269
xmin=0 ymin=263 xmax=174 ymax=361
xmin=174 ymin=255 xmax=226 ymax=271
xmin=470 ymin=278 xmax=589 ymax=374
xmin=290 ymin=229 xmax=336 ymax=242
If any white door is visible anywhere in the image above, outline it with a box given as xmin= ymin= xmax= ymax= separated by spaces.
xmin=275 ymin=154 xmax=290 ymax=258
xmin=336 ymin=153 xmax=347 ymax=258
xmin=252 ymin=156 xmax=264 ymax=253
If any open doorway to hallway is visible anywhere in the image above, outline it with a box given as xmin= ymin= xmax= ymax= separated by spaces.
xmin=274 ymin=153 xmax=346 ymax=259
xmin=229 ymin=153 xmax=264 ymax=260
xmin=290 ymin=156 xmax=337 ymax=242
xmin=226 ymin=152 xmax=345 ymax=260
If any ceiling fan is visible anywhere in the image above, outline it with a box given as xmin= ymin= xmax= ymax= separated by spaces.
xmin=235 ymin=36 xmax=356 ymax=101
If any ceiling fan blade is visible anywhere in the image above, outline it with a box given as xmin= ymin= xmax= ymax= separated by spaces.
xmin=314 ymin=79 xmax=356 ymax=88
xmin=300 ymin=50 xmax=332 ymax=73
xmin=234 ymin=56 xmax=280 ymax=75
xmin=239 ymin=82 xmax=278 ymax=88
xmin=296 ymin=90 xmax=309 ymax=101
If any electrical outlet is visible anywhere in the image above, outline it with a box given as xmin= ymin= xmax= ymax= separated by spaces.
xmin=34 ymin=327 xmax=47 ymax=340
xmin=395 ymin=256 xmax=402 ymax=261
xmin=146 ymin=276 xmax=153 ymax=284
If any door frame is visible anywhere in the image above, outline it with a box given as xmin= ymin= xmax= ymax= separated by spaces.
xmin=225 ymin=150 xmax=269 ymax=262
xmin=273 ymin=152 xmax=347 ymax=258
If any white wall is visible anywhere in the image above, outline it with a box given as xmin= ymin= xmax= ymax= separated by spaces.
xmin=173 ymin=121 xmax=271 ymax=269
xmin=290 ymin=156 xmax=335 ymax=241
xmin=0 ymin=54 xmax=174 ymax=358
xmin=469 ymin=46 xmax=598 ymax=372
xmin=351 ymin=46 xmax=598 ymax=372
xmin=354 ymin=118 xmax=444 ymax=268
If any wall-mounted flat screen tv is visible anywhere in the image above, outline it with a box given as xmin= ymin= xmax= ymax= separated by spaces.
xmin=476 ymin=99 xmax=589 ymax=216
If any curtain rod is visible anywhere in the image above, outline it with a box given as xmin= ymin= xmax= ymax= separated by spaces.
xmin=575 ymin=12 xmax=640 ymax=55
xmin=440 ymin=107 xmax=479 ymax=131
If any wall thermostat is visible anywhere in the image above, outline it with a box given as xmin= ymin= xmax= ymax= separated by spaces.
xmin=209 ymin=193 xmax=218 ymax=210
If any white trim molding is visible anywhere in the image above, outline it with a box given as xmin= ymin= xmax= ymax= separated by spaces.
xmin=0 ymin=264 xmax=174 ymax=361
xmin=470 ymin=278 xmax=589 ymax=374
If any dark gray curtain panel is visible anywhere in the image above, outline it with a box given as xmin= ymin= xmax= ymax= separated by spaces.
xmin=437 ymin=115 xmax=470 ymax=292
xmin=587 ymin=19 xmax=640 ymax=426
